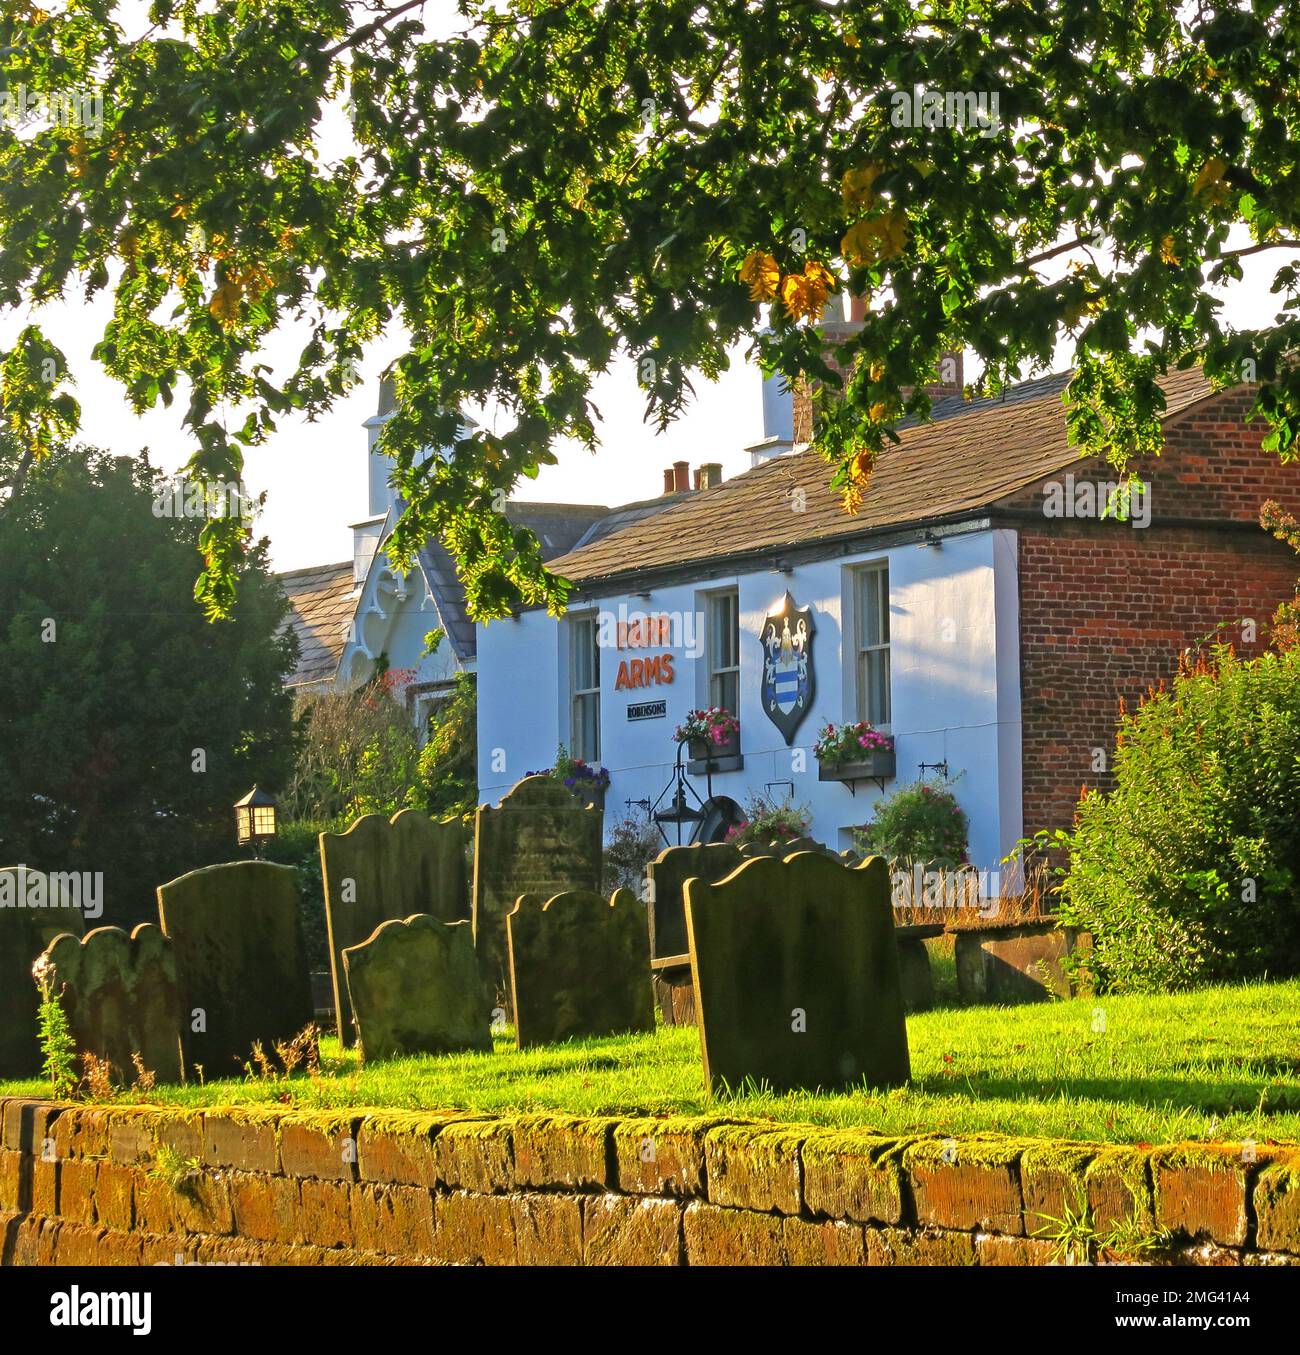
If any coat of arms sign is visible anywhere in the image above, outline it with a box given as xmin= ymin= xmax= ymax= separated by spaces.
xmin=759 ymin=591 xmax=815 ymax=745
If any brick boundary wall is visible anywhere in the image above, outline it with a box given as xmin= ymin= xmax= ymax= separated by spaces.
xmin=2 ymin=1098 xmax=1299 ymax=1266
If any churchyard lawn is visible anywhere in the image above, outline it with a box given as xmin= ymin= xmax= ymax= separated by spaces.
xmin=4 ymin=978 xmax=1298 ymax=1147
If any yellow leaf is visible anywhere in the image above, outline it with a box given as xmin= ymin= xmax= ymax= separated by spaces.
xmin=208 ymin=281 xmax=241 ymax=324
xmin=841 ymin=162 xmax=885 ymax=213
xmin=841 ymin=210 xmax=909 ymax=267
xmin=780 ymin=271 xmax=812 ymax=321
xmin=1159 ymin=234 xmax=1180 ymax=265
xmin=739 ymin=250 xmax=781 ymax=303
xmin=1192 ymin=156 xmax=1228 ymax=197
xmin=800 ymin=259 xmax=836 ymax=317
xmin=778 ymin=260 xmax=838 ymax=323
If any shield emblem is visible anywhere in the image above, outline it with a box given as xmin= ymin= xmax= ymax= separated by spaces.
xmin=759 ymin=591 xmax=815 ymax=745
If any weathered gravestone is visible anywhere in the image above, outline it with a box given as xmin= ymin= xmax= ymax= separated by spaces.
xmin=473 ymin=775 xmax=602 ymax=1004
xmin=647 ymin=842 xmax=744 ymax=1027
xmin=739 ymin=836 xmax=860 ymax=865
xmin=684 ymin=852 xmax=910 ymax=1094
xmin=320 ymin=809 xmax=469 ymax=1045
xmin=37 ymin=924 xmax=184 ymax=1083
xmin=954 ymin=919 xmax=1079 ymax=1004
xmin=507 ymin=889 xmax=654 ymax=1048
xmin=0 ymin=867 xmax=86 ymax=1077
xmin=156 ymin=861 xmax=313 ymax=1075
xmin=342 ymin=914 xmax=490 ymax=1061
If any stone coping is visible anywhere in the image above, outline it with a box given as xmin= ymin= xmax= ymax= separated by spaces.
xmin=2 ymin=1095 xmax=1299 ymax=1265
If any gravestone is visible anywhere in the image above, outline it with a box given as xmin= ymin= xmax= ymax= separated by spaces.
xmin=320 ymin=809 xmax=469 ymax=1045
xmin=37 ymin=924 xmax=184 ymax=1083
xmin=647 ymin=843 xmax=744 ymax=1027
xmin=342 ymin=914 xmax=490 ymax=1061
xmin=954 ymin=919 xmax=1078 ymax=1004
xmin=473 ymin=775 xmax=602 ymax=1003
xmin=738 ymin=835 xmax=860 ymax=865
xmin=507 ymin=888 xmax=654 ymax=1048
xmin=0 ymin=867 xmax=87 ymax=1077
xmin=685 ymin=852 xmax=910 ymax=1094
xmin=156 ymin=861 xmax=313 ymax=1076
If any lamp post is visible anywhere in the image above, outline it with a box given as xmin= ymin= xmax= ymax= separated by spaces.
xmin=233 ymin=785 xmax=278 ymax=857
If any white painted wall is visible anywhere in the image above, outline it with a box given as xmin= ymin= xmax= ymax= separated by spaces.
xmin=476 ymin=526 xmax=1024 ymax=875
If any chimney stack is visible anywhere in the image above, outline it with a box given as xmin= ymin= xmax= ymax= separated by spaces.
xmin=698 ymin=462 xmax=724 ymax=489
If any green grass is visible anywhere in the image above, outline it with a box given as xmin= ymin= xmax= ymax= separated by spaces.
xmin=5 ymin=980 xmax=1300 ymax=1146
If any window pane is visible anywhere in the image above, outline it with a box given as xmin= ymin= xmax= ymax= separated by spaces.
xmin=711 ymin=669 xmax=739 ymax=715
xmin=858 ymin=649 xmax=891 ymax=725
xmin=574 ymin=692 xmax=599 ymax=761
xmin=859 ymin=567 xmax=887 ymax=647
xmin=574 ymin=618 xmax=597 ymax=689
xmin=709 ymin=593 xmax=736 ymax=671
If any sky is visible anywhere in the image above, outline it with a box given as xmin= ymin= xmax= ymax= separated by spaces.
xmin=2 ymin=1 xmax=1290 ymax=574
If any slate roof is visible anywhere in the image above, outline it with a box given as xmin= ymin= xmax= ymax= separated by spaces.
xmin=276 ymin=561 xmax=355 ymax=687
xmin=546 ymin=366 xmax=1217 ymax=588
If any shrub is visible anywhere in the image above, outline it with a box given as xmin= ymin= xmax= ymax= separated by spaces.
xmin=853 ymin=779 xmax=968 ymax=868
xmin=725 ymin=794 xmax=811 ymax=848
xmin=280 ymin=672 xmax=419 ymax=823
xmin=31 ymin=955 xmax=77 ymax=1098
xmin=413 ymin=673 xmax=478 ymax=821
xmin=603 ymin=814 xmax=662 ymax=895
xmin=1053 ymin=645 xmax=1300 ymax=993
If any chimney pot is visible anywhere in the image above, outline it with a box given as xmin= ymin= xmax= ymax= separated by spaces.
xmin=672 ymin=461 xmax=690 ymax=493
xmin=663 ymin=468 xmax=675 ymax=495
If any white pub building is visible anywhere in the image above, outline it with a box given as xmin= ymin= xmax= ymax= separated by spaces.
xmin=476 ymin=356 xmax=1025 ymax=876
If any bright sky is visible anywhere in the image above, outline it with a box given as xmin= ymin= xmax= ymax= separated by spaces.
xmin=2 ymin=2 xmax=1290 ymax=573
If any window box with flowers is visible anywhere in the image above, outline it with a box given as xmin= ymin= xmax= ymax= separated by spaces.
xmin=528 ymin=746 xmax=611 ymax=810
xmin=675 ymin=707 xmax=743 ymax=774
xmin=814 ymin=720 xmax=896 ymax=786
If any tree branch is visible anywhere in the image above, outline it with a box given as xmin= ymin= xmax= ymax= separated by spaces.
xmin=318 ymin=0 xmax=429 ymax=63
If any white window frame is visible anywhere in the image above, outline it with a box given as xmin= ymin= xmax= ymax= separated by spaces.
xmin=570 ymin=613 xmax=601 ymax=762
xmin=705 ymin=589 xmax=740 ymax=715
xmin=854 ymin=562 xmax=891 ymax=728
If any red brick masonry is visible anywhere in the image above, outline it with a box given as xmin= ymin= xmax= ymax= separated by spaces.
xmin=2 ymin=1099 xmax=1298 ymax=1266
xmin=1003 ymin=386 xmax=1300 ymax=836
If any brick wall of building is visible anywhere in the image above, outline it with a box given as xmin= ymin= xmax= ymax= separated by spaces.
xmin=998 ymin=386 xmax=1300 ymax=837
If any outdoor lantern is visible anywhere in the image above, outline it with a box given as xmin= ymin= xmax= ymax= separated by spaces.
xmin=233 ymin=785 xmax=278 ymax=848
xmin=652 ymin=784 xmax=705 ymax=847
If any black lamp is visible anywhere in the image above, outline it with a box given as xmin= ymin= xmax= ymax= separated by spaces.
xmin=234 ymin=785 xmax=278 ymax=851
